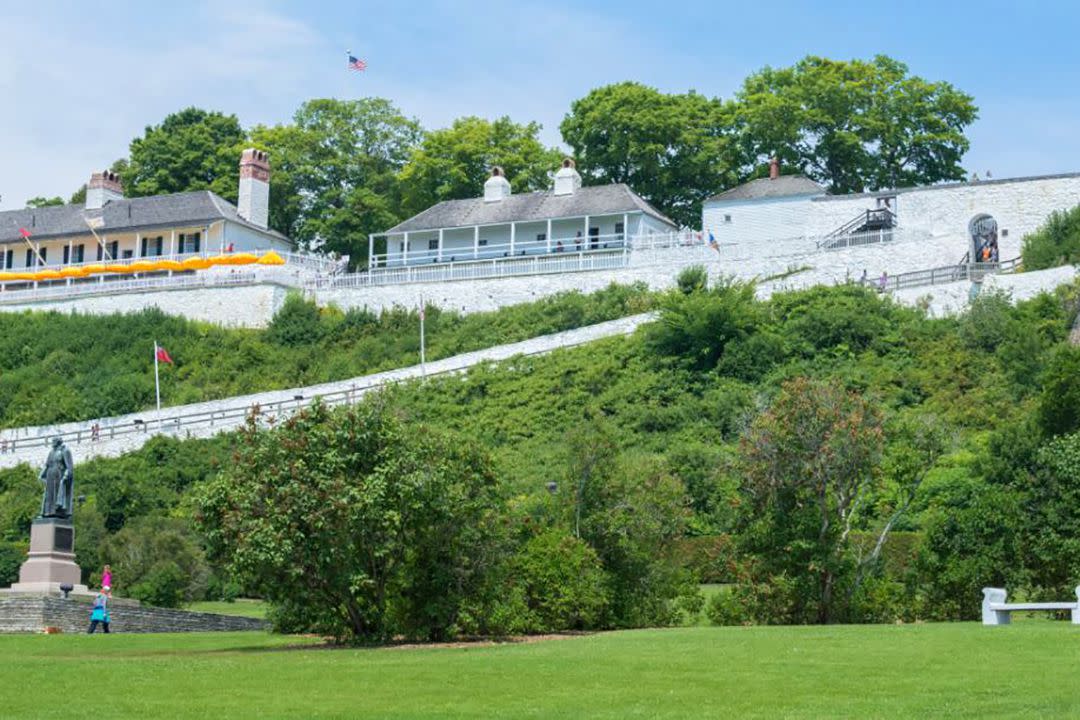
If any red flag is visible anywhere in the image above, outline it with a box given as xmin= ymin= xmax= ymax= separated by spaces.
xmin=155 ymin=345 xmax=173 ymax=364
xmin=18 ymin=228 xmax=31 ymax=239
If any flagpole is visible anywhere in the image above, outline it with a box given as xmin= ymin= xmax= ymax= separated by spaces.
xmin=419 ymin=294 xmax=426 ymax=379
xmin=153 ymin=341 xmax=162 ymax=429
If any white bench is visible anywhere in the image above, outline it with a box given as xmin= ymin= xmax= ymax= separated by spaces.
xmin=981 ymin=587 xmax=1080 ymax=625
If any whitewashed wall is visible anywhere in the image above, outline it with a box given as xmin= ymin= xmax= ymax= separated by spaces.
xmin=702 ymin=194 xmax=819 ymax=247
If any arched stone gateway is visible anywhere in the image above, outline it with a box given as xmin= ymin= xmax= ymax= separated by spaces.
xmin=969 ymin=214 xmax=999 ymax=263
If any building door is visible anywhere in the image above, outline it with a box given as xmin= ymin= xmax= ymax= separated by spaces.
xmin=589 ymin=227 xmax=600 ymax=249
xmin=969 ymin=214 xmax=998 ymax=263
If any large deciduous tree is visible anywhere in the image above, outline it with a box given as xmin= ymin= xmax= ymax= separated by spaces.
xmin=194 ymin=398 xmax=502 ymax=642
xmin=398 ymin=116 xmax=563 ymax=217
xmin=560 ymin=82 xmax=740 ymax=227
xmin=252 ymin=98 xmax=423 ymax=265
xmin=126 ymin=108 xmax=248 ymax=201
xmin=738 ymin=377 xmax=884 ymax=624
xmin=733 ymin=55 xmax=977 ymax=193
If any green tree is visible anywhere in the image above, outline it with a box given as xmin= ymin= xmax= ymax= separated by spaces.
xmin=1038 ymin=346 xmax=1080 ymax=437
xmin=733 ymin=55 xmax=977 ymax=193
xmin=25 ymin=196 xmax=65 ymax=208
xmin=398 ymin=116 xmax=562 ymax=216
xmin=126 ymin=107 xmax=248 ymax=201
xmin=253 ymin=98 xmax=423 ymax=266
xmin=738 ymin=377 xmax=884 ymax=623
xmin=195 ymin=398 xmax=502 ymax=642
xmin=1021 ymin=204 xmax=1080 ymax=270
xmin=560 ymin=82 xmax=740 ymax=227
xmin=100 ymin=516 xmax=210 ymax=606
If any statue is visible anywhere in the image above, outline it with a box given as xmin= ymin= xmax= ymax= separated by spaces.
xmin=39 ymin=437 xmax=74 ymax=519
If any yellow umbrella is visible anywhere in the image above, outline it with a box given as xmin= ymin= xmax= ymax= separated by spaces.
xmin=82 ymin=264 xmax=108 ymax=275
xmin=256 ymin=251 xmax=286 ymax=266
xmin=228 ymin=252 xmax=259 ymax=265
xmin=182 ymin=257 xmax=211 ymax=271
xmin=206 ymin=254 xmax=232 ymax=266
xmin=0 ymin=272 xmax=34 ymax=282
xmin=60 ymin=267 xmax=89 ymax=279
xmin=158 ymin=259 xmax=184 ymax=271
xmin=105 ymin=263 xmax=135 ymax=274
xmin=34 ymin=269 xmax=63 ymax=281
xmin=129 ymin=260 xmax=157 ymax=273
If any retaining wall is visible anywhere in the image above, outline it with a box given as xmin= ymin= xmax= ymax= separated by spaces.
xmin=0 ymin=595 xmax=267 ymax=633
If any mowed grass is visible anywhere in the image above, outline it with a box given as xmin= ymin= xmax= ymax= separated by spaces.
xmin=184 ymin=599 xmax=268 ymax=618
xmin=2 ymin=623 xmax=1080 ymax=718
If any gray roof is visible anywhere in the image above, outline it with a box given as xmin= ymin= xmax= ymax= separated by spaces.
xmin=812 ymin=170 xmax=1080 ymax=202
xmin=0 ymin=191 xmax=291 ymax=245
xmin=385 ymin=184 xmax=677 ymax=234
xmin=706 ymin=175 xmax=826 ymax=204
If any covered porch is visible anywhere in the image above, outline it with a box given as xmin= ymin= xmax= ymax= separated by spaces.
xmin=368 ymin=213 xmax=641 ymax=269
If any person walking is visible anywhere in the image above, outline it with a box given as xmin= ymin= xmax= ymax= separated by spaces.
xmin=88 ymin=587 xmax=111 ymax=634
xmin=101 ymin=564 xmax=112 ymax=591
xmin=878 ymin=271 xmax=889 ymax=293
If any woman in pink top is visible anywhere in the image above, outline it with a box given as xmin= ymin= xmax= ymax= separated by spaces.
xmin=101 ymin=565 xmax=112 ymax=590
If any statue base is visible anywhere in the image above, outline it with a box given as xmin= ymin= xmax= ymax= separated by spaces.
xmin=6 ymin=518 xmax=90 ymax=596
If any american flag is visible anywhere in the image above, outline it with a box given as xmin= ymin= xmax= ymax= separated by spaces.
xmin=347 ymin=54 xmax=367 ymax=72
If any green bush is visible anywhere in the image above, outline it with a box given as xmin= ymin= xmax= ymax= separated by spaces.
xmin=514 ymin=529 xmax=610 ymax=631
xmin=0 ymin=541 xmax=24 ymax=586
xmin=1021 ymin=205 xmax=1080 ymax=270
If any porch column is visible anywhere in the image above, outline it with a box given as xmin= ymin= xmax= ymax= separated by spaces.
xmin=368 ymin=234 xmax=375 ymax=268
xmin=403 ymin=232 xmax=410 ymax=267
xmin=136 ymin=232 xmax=142 ymax=259
xmin=584 ymin=216 xmax=590 ymax=251
xmin=473 ymin=226 xmax=479 ymax=260
xmin=546 ymin=219 xmax=552 ymax=254
xmin=170 ymin=230 xmax=176 ymax=257
xmin=438 ymin=229 xmax=444 ymax=263
xmin=509 ymin=222 xmax=516 ymax=257
xmin=67 ymin=238 xmax=73 ymax=265
xmin=623 ymin=213 xmax=629 ymax=247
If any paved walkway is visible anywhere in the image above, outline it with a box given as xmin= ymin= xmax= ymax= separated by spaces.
xmin=0 ymin=313 xmax=656 ymax=468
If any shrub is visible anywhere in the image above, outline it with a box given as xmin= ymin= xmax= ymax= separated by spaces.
xmin=514 ymin=529 xmax=610 ymax=632
xmin=1038 ymin=346 xmax=1080 ymax=437
xmin=1021 ymin=205 xmax=1080 ymax=270
xmin=0 ymin=541 xmax=24 ymax=586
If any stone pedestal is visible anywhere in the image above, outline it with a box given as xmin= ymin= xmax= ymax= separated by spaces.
xmin=7 ymin=518 xmax=89 ymax=596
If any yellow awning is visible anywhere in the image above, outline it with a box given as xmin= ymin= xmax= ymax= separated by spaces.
xmin=59 ymin=267 xmax=89 ymax=279
xmin=34 ymin=270 xmax=63 ymax=281
xmin=256 ymin=251 xmax=286 ymax=266
xmin=228 ymin=252 xmax=259 ymax=265
xmin=182 ymin=257 xmax=211 ymax=270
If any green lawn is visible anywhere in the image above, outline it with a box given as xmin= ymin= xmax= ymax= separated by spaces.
xmin=185 ymin=599 xmax=268 ymax=618
xmin=2 ymin=623 xmax=1080 ymax=718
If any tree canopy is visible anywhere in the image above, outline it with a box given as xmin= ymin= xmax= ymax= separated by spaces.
xmin=732 ymin=55 xmax=977 ymax=193
xmin=126 ymin=108 xmax=248 ymax=201
xmin=398 ymin=116 xmax=562 ymax=217
xmin=561 ymin=82 xmax=739 ymax=227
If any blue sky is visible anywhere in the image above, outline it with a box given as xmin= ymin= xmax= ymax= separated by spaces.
xmin=3 ymin=0 xmax=1079 ymax=208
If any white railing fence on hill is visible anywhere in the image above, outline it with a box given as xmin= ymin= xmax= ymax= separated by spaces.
xmin=0 ymin=313 xmax=656 ymax=468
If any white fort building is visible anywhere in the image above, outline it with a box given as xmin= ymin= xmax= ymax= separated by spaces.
xmin=0 ymin=151 xmax=1078 ymax=326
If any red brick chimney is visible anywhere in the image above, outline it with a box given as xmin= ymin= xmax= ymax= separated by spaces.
xmin=769 ymin=157 xmax=780 ymax=180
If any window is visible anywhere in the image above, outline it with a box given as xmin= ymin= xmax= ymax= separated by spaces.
xmin=122 ymin=249 xmax=134 ymax=259
xmin=1002 ymin=229 xmax=1009 ymax=238
xmin=25 ymin=249 xmax=33 ymax=268
xmin=3 ymin=250 xmax=12 ymax=270
xmin=99 ymin=240 xmax=119 ymax=260
xmin=154 ymin=237 xmax=163 ymax=256
xmin=141 ymin=236 xmax=164 ymax=257
xmin=615 ymin=222 xmax=625 ymax=241
xmin=428 ymin=239 xmax=439 ymax=251
xmin=179 ymin=232 xmax=201 ymax=254
xmin=724 ymin=214 xmax=732 ymax=223
xmin=37 ymin=248 xmax=47 ymax=266
xmin=478 ymin=239 xmax=488 ymax=246
xmin=536 ymin=233 xmax=546 ymax=243
xmin=73 ymin=244 xmax=85 ymax=263
xmin=63 ymin=246 xmax=70 ymax=264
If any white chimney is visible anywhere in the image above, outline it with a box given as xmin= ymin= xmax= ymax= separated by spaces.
xmin=483 ymin=166 xmax=512 ymax=203
xmin=238 ymin=148 xmax=270 ymax=228
xmin=553 ymin=158 xmax=582 ymax=196
xmin=85 ymin=170 xmax=123 ymax=210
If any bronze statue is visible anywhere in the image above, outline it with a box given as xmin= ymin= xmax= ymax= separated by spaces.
xmin=39 ymin=437 xmax=74 ymax=518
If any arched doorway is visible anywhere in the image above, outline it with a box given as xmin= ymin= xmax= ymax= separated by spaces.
xmin=969 ymin=214 xmax=999 ymax=263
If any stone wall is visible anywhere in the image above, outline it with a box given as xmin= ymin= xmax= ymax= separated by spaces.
xmin=0 ymin=595 xmax=267 ymax=633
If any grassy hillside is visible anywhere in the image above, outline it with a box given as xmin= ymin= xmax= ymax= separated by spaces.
xmin=2 ymin=624 xmax=1079 ymax=718
xmin=0 ymin=283 xmax=652 ymax=428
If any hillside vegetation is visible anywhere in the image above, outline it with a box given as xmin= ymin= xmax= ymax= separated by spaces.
xmin=3 ymin=272 xmax=1080 ymax=630
xmin=0 ymin=283 xmax=652 ymax=428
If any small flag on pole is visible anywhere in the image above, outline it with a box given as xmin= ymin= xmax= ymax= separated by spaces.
xmin=347 ymin=53 xmax=367 ymax=72
xmin=18 ymin=228 xmax=31 ymax=239
xmin=155 ymin=345 xmax=173 ymax=365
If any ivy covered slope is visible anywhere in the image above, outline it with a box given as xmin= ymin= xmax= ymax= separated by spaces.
xmin=0 ymin=283 xmax=653 ymax=428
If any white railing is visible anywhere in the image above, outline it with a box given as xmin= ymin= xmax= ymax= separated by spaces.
xmin=369 ymin=232 xmax=630 ymax=268
xmin=816 ymin=227 xmax=931 ymax=251
xmin=324 ymin=249 xmax=630 ymax=289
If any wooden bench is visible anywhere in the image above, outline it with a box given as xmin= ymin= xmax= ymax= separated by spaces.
xmin=981 ymin=587 xmax=1080 ymax=625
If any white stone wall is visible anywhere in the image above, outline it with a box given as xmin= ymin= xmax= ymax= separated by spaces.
xmin=0 ymin=283 xmax=291 ymax=328
xmin=704 ymin=174 xmax=1080 ymax=262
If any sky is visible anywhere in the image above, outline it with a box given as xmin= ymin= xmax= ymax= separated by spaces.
xmin=3 ymin=0 xmax=1080 ymax=208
